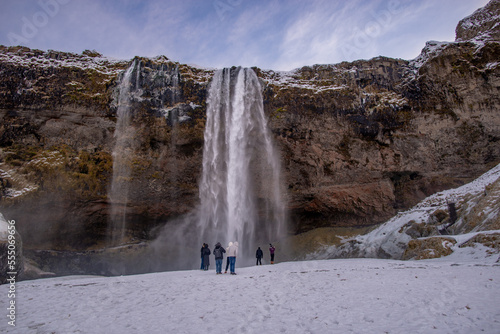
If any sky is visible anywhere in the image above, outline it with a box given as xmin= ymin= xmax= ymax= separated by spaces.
xmin=0 ymin=0 xmax=491 ymax=70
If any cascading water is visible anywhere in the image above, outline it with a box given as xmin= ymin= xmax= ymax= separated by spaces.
xmin=197 ymin=67 xmax=287 ymax=257
xmin=151 ymin=67 xmax=287 ymax=270
xmin=108 ymin=60 xmax=138 ymax=246
xmin=165 ymin=65 xmax=181 ymax=192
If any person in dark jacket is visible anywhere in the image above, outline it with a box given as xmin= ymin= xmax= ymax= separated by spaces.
xmin=200 ymin=243 xmax=206 ymax=270
xmin=213 ymin=242 xmax=226 ymax=274
xmin=256 ymin=247 xmax=263 ymax=265
xmin=203 ymin=244 xmax=211 ymax=271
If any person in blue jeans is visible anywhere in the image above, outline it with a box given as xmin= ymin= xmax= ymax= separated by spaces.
xmin=226 ymin=241 xmax=239 ymax=275
xmin=224 ymin=242 xmax=232 ymax=273
xmin=213 ymin=242 xmax=226 ymax=274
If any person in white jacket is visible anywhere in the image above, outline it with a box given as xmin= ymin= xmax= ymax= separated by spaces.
xmin=224 ymin=242 xmax=233 ymax=274
xmin=226 ymin=241 xmax=239 ymax=275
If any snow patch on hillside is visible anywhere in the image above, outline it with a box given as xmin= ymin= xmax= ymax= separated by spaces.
xmin=0 ymin=47 xmax=128 ymax=76
xmin=260 ymin=68 xmax=348 ymax=93
xmin=410 ymin=40 xmax=453 ymax=69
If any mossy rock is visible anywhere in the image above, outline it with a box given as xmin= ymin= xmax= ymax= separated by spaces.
xmin=402 ymin=237 xmax=456 ymax=260
xmin=404 ymin=221 xmax=437 ymax=239
xmin=459 ymin=233 xmax=500 ymax=252
xmin=431 ymin=209 xmax=449 ymax=224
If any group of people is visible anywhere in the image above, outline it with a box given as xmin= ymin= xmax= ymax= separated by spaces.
xmin=201 ymin=241 xmax=239 ymax=275
xmin=200 ymin=242 xmax=276 ymax=275
xmin=255 ymin=244 xmax=275 ymax=265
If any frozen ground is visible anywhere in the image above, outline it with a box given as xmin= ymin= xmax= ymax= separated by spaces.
xmin=1 ymin=252 xmax=499 ymax=334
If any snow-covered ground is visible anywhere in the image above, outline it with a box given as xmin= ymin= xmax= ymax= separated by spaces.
xmin=1 ymin=253 xmax=499 ymax=334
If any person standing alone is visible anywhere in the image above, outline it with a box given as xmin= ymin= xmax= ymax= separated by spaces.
xmin=269 ymin=244 xmax=275 ymax=264
xmin=256 ymin=247 xmax=263 ymax=265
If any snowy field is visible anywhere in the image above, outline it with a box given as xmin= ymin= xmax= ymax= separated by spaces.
xmin=1 ymin=254 xmax=499 ymax=334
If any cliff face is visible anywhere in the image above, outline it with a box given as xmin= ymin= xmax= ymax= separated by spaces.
xmin=0 ymin=49 xmax=212 ymax=250
xmin=0 ymin=1 xmax=499 ymax=257
xmin=455 ymin=0 xmax=500 ymax=42
xmin=260 ymin=7 xmax=500 ymax=231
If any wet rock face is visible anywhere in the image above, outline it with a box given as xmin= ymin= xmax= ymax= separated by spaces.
xmin=0 ymin=51 xmax=211 ymax=250
xmin=0 ymin=1 xmax=499 ymax=255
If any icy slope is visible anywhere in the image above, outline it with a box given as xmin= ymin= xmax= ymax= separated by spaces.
xmin=312 ymin=163 xmax=500 ymax=261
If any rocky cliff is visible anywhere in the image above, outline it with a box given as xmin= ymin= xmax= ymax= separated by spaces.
xmin=0 ymin=50 xmax=212 ymax=251
xmin=0 ymin=1 xmax=499 ymax=274
xmin=259 ymin=0 xmax=500 ymax=232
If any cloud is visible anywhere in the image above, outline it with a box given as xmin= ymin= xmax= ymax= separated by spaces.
xmin=0 ymin=0 xmax=492 ymax=70
xmin=218 ymin=1 xmax=287 ymax=68
xmin=271 ymin=0 xmax=436 ymax=69
xmin=268 ymin=1 xmax=358 ymax=69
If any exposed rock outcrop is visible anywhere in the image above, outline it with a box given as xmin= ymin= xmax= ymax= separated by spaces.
xmin=456 ymin=0 xmax=500 ymax=42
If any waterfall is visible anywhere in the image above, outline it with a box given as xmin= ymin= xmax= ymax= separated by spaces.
xmin=150 ymin=67 xmax=287 ymax=270
xmin=163 ymin=65 xmax=181 ymax=208
xmin=197 ymin=67 xmax=286 ymax=266
xmin=108 ymin=61 xmax=138 ymax=246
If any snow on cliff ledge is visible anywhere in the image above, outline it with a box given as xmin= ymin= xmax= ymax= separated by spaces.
xmin=0 ymin=46 xmax=128 ymax=76
xmin=455 ymin=0 xmax=500 ymax=43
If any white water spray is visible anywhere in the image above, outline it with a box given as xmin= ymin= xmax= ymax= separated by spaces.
xmin=151 ymin=67 xmax=287 ymax=270
xmin=196 ymin=67 xmax=286 ymax=265
xmin=108 ymin=61 xmax=138 ymax=246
